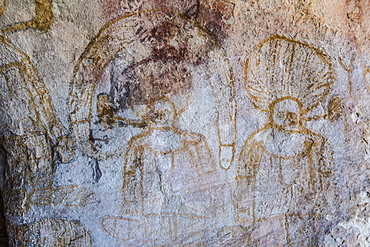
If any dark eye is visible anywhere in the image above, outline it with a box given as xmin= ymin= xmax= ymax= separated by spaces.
xmin=287 ymin=112 xmax=297 ymax=120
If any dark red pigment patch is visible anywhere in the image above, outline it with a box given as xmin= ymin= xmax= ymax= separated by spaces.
xmin=196 ymin=0 xmax=235 ymax=41
xmin=102 ymin=0 xmax=123 ymax=20
xmin=110 ymin=20 xmax=204 ymax=110
xmin=149 ymin=21 xmax=179 ymax=46
xmin=150 ymin=0 xmax=236 ymax=42
xmin=112 ymin=55 xmax=193 ymax=109
xmin=102 ymin=0 xmax=142 ymax=22
xmin=152 ymin=0 xmax=200 ymax=18
xmin=101 ymin=0 xmax=234 ymax=42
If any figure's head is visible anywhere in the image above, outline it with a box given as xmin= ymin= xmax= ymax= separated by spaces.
xmin=146 ymin=98 xmax=176 ymax=127
xmin=269 ymin=97 xmax=303 ymax=130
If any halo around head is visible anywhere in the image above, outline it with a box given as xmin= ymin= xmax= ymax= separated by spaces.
xmin=244 ymin=35 xmax=335 ymax=113
xmin=68 ymin=9 xmax=229 ymax=158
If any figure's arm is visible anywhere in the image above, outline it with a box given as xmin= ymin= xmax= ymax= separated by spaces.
xmin=316 ymin=139 xmax=337 ymax=219
xmin=236 ymin=142 xmax=259 ymax=182
xmin=20 ymin=58 xmax=75 ymax=163
xmin=21 ymin=58 xmax=65 ymax=141
xmin=187 ymin=133 xmax=216 ymax=173
xmin=233 ymin=141 xmax=260 ymax=224
xmin=317 ymin=140 xmax=335 ymax=188
xmin=185 ymin=133 xmax=226 ymax=220
xmin=122 ymin=143 xmax=143 ymax=215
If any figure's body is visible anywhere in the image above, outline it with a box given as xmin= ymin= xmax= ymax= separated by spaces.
xmin=0 ymin=1 xmax=85 ymax=245
xmin=71 ymin=11 xmax=236 ymax=169
xmin=0 ymin=37 xmax=66 ymax=216
xmin=123 ymin=98 xmax=219 ymax=245
xmin=237 ymin=36 xmax=337 ymax=246
xmin=234 ymin=98 xmax=334 ymax=246
xmin=0 ymin=0 xmax=67 ymax=218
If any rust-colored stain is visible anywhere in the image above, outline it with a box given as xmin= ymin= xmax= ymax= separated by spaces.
xmin=101 ymin=0 xmax=235 ymax=41
xmin=114 ymin=20 xmax=196 ymax=106
xmin=102 ymin=0 xmax=124 ymax=20
xmin=119 ymin=60 xmax=192 ymax=106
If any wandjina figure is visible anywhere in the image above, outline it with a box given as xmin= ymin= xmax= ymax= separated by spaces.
xmin=121 ymin=98 xmax=221 ymax=245
xmin=0 ymin=0 xmax=75 ymax=225
xmin=234 ymin=36 xmax=337 ymax=246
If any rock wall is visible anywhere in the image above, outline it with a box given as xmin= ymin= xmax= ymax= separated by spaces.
xmin=0 ymin=0 xmax=369 ymax=246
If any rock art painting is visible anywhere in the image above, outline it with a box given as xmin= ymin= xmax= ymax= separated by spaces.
xmin=69 ymin=9 xmax=236 ymax=168
xmin=107 ymin=98 xmax=220 ymax=245
xmin=234 ymin=36 xmax=337 ymax=246
xmin=0 ymin=0 xmax=369 ymax=246
xmin=68 ymin=9 xmax=235 ymax=245
xmin=0 ymin=0 xmax=92 ymax=244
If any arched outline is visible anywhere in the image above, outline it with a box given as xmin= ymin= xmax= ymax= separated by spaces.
xmin=68 ymin=9 xmax=237 ymax=162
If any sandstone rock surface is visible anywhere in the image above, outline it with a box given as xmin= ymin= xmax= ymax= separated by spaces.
xmin=0 ymin=0 xmax=369 ymax=246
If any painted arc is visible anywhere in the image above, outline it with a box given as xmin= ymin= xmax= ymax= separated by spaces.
xmin=68 ymin=9 xmax=236 ymax=162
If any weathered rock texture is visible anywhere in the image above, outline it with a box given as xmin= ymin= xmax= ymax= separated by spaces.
xmin=0 ymin=0 xmax=369 ymax=246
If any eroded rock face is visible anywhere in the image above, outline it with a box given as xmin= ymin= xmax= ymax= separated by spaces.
xmin=0 ymin=0 xmax=369 ymax=246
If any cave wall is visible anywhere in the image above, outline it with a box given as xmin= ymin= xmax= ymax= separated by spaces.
xmin=0 ymin=0 xmax=370 ymax=246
